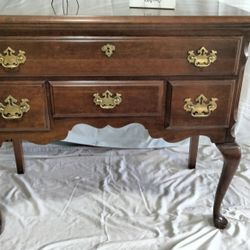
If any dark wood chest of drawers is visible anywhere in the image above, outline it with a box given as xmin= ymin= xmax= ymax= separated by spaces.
xmin=0 ymin=0 xmax=250 ymax=231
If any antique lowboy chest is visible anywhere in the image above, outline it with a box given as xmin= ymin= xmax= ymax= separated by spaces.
xmin=0 ymin=0 xmax=250 ymax=231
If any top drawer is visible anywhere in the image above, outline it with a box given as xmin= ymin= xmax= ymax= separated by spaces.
xmin=0 ymin=36 xmax=242 ymax=77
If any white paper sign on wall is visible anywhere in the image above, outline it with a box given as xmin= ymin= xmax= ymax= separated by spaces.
xmin=129 ymin=0 xmax=176 ymax=9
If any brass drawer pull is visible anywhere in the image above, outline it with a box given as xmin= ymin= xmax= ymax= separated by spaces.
xmin=0 ymin=47 xmax=26 ymax=69
xmin=93 ymin=90 xmax=122 ymax=109
xmin=184 ymin=94 xmax=218 ymax=118
xmin=187 ymin=47 xmax=217 ymax=68
xmin=101 ymin=44 xmax=115 ymax=58
xmin=0 ymin=95 xmax=30 ymax=120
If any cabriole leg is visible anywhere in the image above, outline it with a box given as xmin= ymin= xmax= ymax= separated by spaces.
xmin=213 ymin=143 xmax=241 ymax=229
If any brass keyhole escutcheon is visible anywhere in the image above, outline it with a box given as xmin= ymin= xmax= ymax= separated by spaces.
xmin=101 ymin=44 xmax=116 ymax=58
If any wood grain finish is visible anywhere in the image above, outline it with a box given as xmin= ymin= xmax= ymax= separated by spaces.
xmin=167 ymin=80 xmax=235 ymax=128
xmin=0 ymin=0 xmax=250 ymax=231
xmin=50 ymin=81 xmax=165 ymax=117
xmin=0 ymin=81 xmax=50 ymax=131
xmin=0 ymin=37 xmax=242 ymax=77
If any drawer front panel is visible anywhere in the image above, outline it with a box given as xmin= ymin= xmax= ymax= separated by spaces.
xmin=0 ymin=36 xmax=242 ymax=77
xmin=0 ymin=82 xmax=49 ymax=131
xmin=50 ymin=81 xmax=165 ymax=117
xmin=167 ymin=80 xmax=235 ymax=128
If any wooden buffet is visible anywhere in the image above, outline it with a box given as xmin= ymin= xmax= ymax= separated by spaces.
xmin=0 ymin=0 xmax=250 ymax=231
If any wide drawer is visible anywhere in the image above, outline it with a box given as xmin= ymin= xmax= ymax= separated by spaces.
xmin=0 ymin=81 xmax=50 ymax=131
xmin=50 ymin=81 xmax=165 ymax=118
xmin=167 ymin=80 xmax=235 ymax=128
xmin=0 ymin=36 xmax=242 ymax=77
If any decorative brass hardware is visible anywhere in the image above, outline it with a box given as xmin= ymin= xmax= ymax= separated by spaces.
xmin=101 ymin=44 xmax=116 ymax=58
xmin=0 ymin=95 xmax=30 ymax=120
xmin=0 ymin=47 xmax=26 ymax=69
xmin=187 ymin=47 xmax=217 ymax=68
xmin=93 ymin=90 xmax=122 ymax=109
xmin=184 ymin=94 xmax=218 ymax=118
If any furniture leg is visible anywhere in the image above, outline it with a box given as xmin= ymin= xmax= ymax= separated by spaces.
xmin=12 ymin=139 xmax=25 ymax=174
xmin=188 ymin=136 xmax=199 ymax=169
xmin=213 ymin=143 xmax=241 ymax=229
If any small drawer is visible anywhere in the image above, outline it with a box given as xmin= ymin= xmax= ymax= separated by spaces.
xmin=0 ymin=81 xmax=50 ymax=131
xmin=167 ymin=80 xmax=235 ymax=128
xmin=0 ymin=36 xmax=242 ymax=77
xmin=50 ymin=81 xmax=165 ymax=118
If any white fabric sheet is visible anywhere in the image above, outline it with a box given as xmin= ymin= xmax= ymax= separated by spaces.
xmin=0 ymin=141 xmax=250 ymax=250
xmin=219 ymin=0 xmax=250 ymax=12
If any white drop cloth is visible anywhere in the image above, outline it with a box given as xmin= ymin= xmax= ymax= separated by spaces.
xmin=0 ymin=141 xmax=250 ymax=250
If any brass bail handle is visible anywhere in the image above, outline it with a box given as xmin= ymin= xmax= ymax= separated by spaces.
xmin=0 ymin=47 xmax=26 ymax=69
xmin=0 ymin=95 xmax=30 ymax=120
xmin=187 ymin=46 xmax=217 ymax=68
xmin=93 ymin=90 xmax=122 ymax=109
xmin=184 ymin=94 xmax=218 ymax=118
